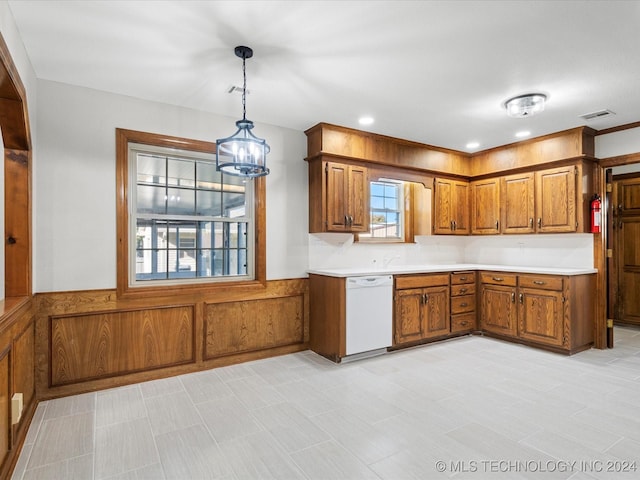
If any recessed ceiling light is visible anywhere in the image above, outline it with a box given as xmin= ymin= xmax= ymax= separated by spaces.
xmin=358 ymin=116 xmax=374 ymax=126
xmin=515 ymin=130 xmax=531 ymax=138
xmin=466 ymin=142 xmax=480 ymax=149
xmin=503 ymin=93 xmax=547 ymax=118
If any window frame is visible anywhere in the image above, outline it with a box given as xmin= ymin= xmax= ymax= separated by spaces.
xmin=116 ymin=129 xmax=266 ymax=298
xmin=358 ymin=179 xmax=405 ymax=243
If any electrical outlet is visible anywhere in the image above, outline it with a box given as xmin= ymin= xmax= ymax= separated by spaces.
xmin=11 ymin=393 xmax=23 ymax=425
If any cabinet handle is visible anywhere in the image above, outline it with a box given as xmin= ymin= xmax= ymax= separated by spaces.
xmin=349 ymin=215 xmax=354 ymax=226
xmin=533 ymin=280 xmax=546 ymax=285
xmin=519 ymin=293 xmax=524 ymax=304
xmin=492 ymin=277 xmax=504 ymax=282
xmin=460 ymin=302 xmax=468 ymax=308
xmin=460 ymin=288 xmax=468 ymax=293
xmin=495 ymin=220 xmax=499 ymax=230
xmin=344 ymin=215 xmax=349 ymax=226
xmin=537 ymin=218 xmax=542 ymax=228
xmin=459 ymin=276 xmax=467 ymax=282
xmin=511 ymin=292 xmax=515 ymax=303
xmin=453 ymin=220 xmax=457 ymax=231
xmin=424 ymin=294 xmax=429 ymax=303
xmin=529 ymin=218 xmax=534 ymax=228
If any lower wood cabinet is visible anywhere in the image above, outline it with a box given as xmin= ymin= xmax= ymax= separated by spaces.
xmin=450 ymin=271 xmax=476 ymax=334
xmin=480 ymin=272 xmax=594 ymax=353
xmin=394 ymin=274 xmax=450 ymax=346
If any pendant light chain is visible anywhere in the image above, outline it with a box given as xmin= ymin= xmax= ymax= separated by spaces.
xmin=241 ymin=53 xmax=247 ymax=121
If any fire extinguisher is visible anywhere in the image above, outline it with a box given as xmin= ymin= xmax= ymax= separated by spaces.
xmin=590 ymin=193 xmax=601 ymax=233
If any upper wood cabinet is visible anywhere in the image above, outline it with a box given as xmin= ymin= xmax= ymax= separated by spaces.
xmin=308 ymin=158 xmax=369 ymax=233
xmin=535 ymin=165 xmax=578 ymax=233
xmin=501 ymin=172 xmax=535 ymax=234
xmin=433 ymin=178 xmax=469 ymax=235
xmin=471 ymin=178 xmax=500 ymax=234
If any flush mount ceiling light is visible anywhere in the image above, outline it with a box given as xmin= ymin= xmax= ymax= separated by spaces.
xmin=503 ymin=93 xmax=547 ymax=118
xmin=216 ymin=46 xmax=270 ymax=177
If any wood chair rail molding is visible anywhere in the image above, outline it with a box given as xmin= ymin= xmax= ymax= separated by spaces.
xmin=305 ymin=122 xmax=596 ymax=180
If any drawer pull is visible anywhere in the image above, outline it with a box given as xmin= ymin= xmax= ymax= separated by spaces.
xmin=459 ymin=276 xmax=467 ymax=281
xmin=511 ymin=292 xmax=515 ymax=303
xmin=460 ymin=303 xmax=468 ymax=308
xmin=459 ymin=288 xmax=468 ymax=294
xmin=533 ymin=280 xmax=546 ymax=285
xmin=460 ymin=321 xmax=468 ymax=326
xmin=492 ymin=277 xmax=504 ymax=281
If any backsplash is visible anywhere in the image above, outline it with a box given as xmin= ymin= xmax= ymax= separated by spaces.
xmin=308 ymin=233 xmax=594 ymax=271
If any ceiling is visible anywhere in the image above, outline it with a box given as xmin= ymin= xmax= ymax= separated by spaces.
xmin=7 ymin=0 xmax=640 ymax=153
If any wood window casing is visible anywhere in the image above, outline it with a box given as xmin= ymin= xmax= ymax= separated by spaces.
xmin=116 ymin=129 xmax=266 ymax=299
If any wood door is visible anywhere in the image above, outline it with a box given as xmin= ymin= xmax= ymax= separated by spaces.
xmin=480 ymin=284 xmax=517 ymax=337
xmin=422 ymin=285 xmax=450 ymax=338
xmin=501 ymin=172 xmax=535 ymax=234
xmin=395 ymin=288 xmax=424 ymax=344
xmin=452 ymin=180 xmax=470 ymax=234
xmin=325 ymin=162 xmax=349 ymax=231
xmin=618 ymin=217 xmax=640 ymax=325
xmin=618 ymin=177 xmax=640 ymax=215
xmin=518 ymin=288 xmax=565 ymax=347
xmin=347 ymin=165 xmax=369 ymax=232
xmin=433 ymin=178 xmax=453 ymax=234
xmin=471 ymin=178 xmax=500 ymax=234
xmin=535 ymin=165 xmax=577 ymax=233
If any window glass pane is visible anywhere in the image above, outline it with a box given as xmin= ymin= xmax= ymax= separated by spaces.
xmin=166 ymin=187 xmax=195 ymax=215
xmin=238 ymin=222 xmax=247 ymax=248
xmin=228 ymin=249 xmax=239 ymax=274
xmin=198 ymin=221 xmax=213 ymax=248
xmin=136 ymin=219 xmax=168 ymax=248
xmin=197 ymin=249 xmax=213 ymax=277
xmin=238 ymin=249 xmax=247 ymax=273
xmin=137 ymin=154 xmax=166 ymax=185
xmin=222 ymin=192 xmax=246 ymax=218
xmin=196 ymin=190 xmax=221 ymax=217
xmin=137 ymin=185 xmax=166 ymax=214
xmin=212 ymin=249 xmax=224 ymax=276
xmin=371 ymin=196 xmax=384 ymax=210
xmin=228 ymin=222 xmax=239 ymax=248
xmin=371 ymin=183 xmax=384 ymax=196
xmin=384 ymin=195 xmax=398 ymax=210
xmin=196 ymin=162 xmax=220 ymax=190
xmin=168 ymin=158 xmax=195 ymax=187
xmin=168 ymin=249 xmax=196 ymax=278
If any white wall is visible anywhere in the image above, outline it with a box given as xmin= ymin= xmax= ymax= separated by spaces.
xmin=35 ymin=80 xmax=308 ymax=292
xmin=309 ymin=233 xmax=594 ymax=271
xmin=596 ymin=126 xmax=640 ymax=159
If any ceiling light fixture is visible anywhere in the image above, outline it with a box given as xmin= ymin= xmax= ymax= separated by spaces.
xmin=515 ymin=130 xmax=531 ymax=138
xmin=216 ymin=46 xmax=270 ymax=177
xmin=358 ymin=116 xmax=374 ymax=126
xmin=503 ymin=93 xmax=547 ymax=118
xmin=466 ymin=141 xmax=480 ymax=149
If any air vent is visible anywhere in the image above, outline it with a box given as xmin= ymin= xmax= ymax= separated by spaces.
xmin=227 ymin=85 xmax=250 ymax=95
xmin=579 ymin=109 xmax=616 ymax=120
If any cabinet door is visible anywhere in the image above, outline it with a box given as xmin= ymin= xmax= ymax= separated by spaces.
xmin=471 ymin=178 xmax=500 ymax=234
xmin=452 ymin=180 xmax=470 ymax=235
xmin=395 ymin=288 xmax=424 ymax=344
xmin=480 ymin=284 xmax=517 ymax=337
xmin=326 ymin=162 xmax=349 ymax=231
xmin=518 ymin=288 xmax=565 ymax=347
xmin=347 ymin=165 xmax=369 ymax=232
xmin=433 ymin=178 xmax=454 ymax=234
xmin=536 ymin=166 xmax=577 ymax=233
xmin=501 ymin=172 xmax=535 ymax=234
xmin=423 ymin=286 xmax=450 ymax=338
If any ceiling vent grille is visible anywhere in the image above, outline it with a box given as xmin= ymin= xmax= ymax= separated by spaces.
xmin=579 ymin=109 xmax=615 ymax=120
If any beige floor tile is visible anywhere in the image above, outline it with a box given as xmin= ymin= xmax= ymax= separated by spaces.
xmin=23 ymin=453 xmax=93 ymax=480
xmin=144 ymin=390 xmax=203 ymax=436
xmin=96 ymin=386 xmax=146 ymax=428
xmin=290 ymin=440 xmax=379 ymax=480
xmin=196 ymin=395 xmax=264 ymax=443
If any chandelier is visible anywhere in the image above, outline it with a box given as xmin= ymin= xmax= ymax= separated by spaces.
xmin=216 ymin=46 xmax=270 ymax=177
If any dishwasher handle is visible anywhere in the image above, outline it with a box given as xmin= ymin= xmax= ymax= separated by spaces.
xmin=346 ymin=275 xmax=393 ymax=288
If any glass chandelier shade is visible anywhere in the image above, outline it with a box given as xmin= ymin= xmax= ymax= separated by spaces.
xmin=216 ymin=46 xmax=270 ymax=177
xmin=504 ymin=93 xmax=547 ymax=118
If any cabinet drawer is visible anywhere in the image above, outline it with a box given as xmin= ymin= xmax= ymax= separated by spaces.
xmin=451 ymin=283 xmax=476 ymax=297
xmin=451 ymin=295 xmax=475 ymax=314
xmin=451 ymin=271 xmax=476 ymax=285
xmin=518 ymin=275 xmax=563 ymax=291
xmin=451 ymin=312 xmax=476 ymax=333
xmin=480 ymin=272 xmax=517 ymax=287
xmin=395 ymin=274 xmax=449 ymax=290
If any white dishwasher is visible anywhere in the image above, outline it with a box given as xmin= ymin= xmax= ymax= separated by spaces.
xmin=345 ymin=275 xmax=393 ymax=356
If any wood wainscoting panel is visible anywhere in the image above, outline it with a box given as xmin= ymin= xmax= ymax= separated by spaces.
xmin=12 ymin=321 xmax=35 ymax=423
xmin=50 ymin=305 xmax=195 ymax=386
xmin=0 ymin=348 xmax=9 ymax=471
xmin=204 ymin=295 xmax=305 ymax=359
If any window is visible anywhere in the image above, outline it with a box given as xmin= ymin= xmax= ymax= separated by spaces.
xmin=116 ymin=129 xmax=265 ymax=296
xmin=359 ymin=180 xmax=404 ymax=241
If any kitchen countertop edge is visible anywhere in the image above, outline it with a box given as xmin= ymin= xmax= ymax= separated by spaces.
xmin=307 ymin=264 xmax=598 ymax=278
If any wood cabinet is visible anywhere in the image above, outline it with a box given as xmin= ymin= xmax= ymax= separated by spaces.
xmin=433 ymin=178 xmax=469 ymax=234
xmin=471 ymin=178 xmax=500 ymax=234
xmin=501 ymin=172 xmax=535 ymax=234
xmin=450 ymin=271 xmax=476 ymax=333
xmin=308 ymin=158 xmax=369 ymax=233
xmin=535 ymin=165 xmax=578 ymax=233
xmin=480 ymin=271 xmax=594 ymax=353
xmin=480 ymin=272 xmax=518 ymax=336
xmin=394 ymin=274 xmax=450 ymax=346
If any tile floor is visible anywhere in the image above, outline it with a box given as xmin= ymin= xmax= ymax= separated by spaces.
xmin=11 ymin=327 xmax=640 ymax=480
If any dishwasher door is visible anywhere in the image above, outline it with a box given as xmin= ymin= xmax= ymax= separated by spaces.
xmin=345 ymin=275 xmax=393 ymax=356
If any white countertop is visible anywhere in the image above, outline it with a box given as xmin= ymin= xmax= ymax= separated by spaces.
xmin=308 ymin=263 xmax=597 ymax=278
